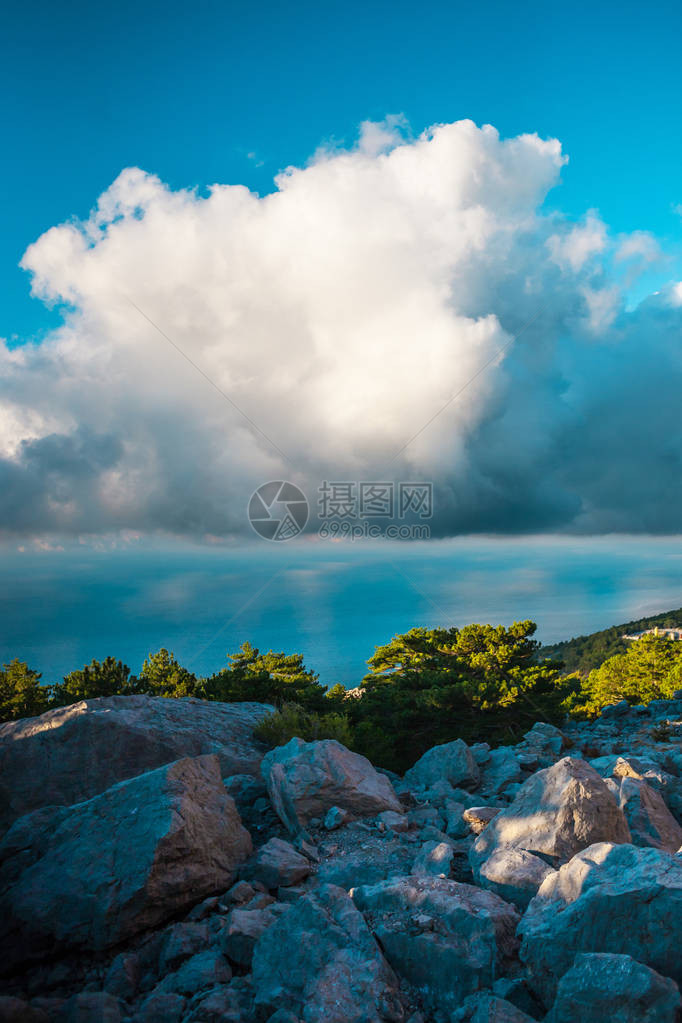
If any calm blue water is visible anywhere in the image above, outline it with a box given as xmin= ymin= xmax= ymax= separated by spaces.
xmin=1 ymin=536 xmax=681 ymax=686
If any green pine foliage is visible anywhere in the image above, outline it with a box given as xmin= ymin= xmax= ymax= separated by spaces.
xmin=539 ymin=607 xmax=682 ymax=674
xmin=569 ymin=633 xmax=682 ymax=717
xmin=0 ymin=660 xmax=50 ymax=723
xmin=3 ymin=616 xmax=681 ymax=771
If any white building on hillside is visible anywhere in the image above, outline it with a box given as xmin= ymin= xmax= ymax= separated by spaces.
xmin=622 ymin=626 xmax=682 ymax=641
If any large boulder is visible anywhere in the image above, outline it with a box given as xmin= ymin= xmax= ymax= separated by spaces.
xmin=350 ymin=875 xmax=520 ymax=1012
xmin=0 ymin=754 xmax=252 ymax=972
xmin=452 ymin=993 xmax=536 ymax=1022
xmin=471 ymin=757 xmax=631 ymax=878
xmin=251 ymin=883 xmax=404 ymax=1022
xmin=241 ymin=836 xmax=312 ymax=889
xmin=261 ymin=738 xmax=403 ymax=834
xmin=546 ymin=952 xmax=681 ymax=1023
xmin=475 ymin=845 xmax=556 ymax=910
xmin=519 ymin=842 xmax=682 ymax=1005
xmin=478 ymin=748 xmax=522 ymax=797
xmin=0 ymin=695 xmax=272 ymax=831
xmin=617 ymin=777 xmax=682 ymax=852
xmin=403 ymin=739 xmax=480 ymax=792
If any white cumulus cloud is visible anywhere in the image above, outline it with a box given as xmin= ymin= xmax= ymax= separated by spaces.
xmin=2 ymin=117 xmax=681 ymax=541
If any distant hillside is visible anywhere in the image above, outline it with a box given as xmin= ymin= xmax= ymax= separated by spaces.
xmin=539 ymin=606 xmax=682 ymax=675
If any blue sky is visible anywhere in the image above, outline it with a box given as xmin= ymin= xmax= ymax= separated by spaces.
xmin=3 ymin=0 xmax=681 ymax=342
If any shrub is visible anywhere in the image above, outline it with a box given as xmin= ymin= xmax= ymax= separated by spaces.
xmin=0 ymin=660 xmax=50 ymax=723
xmin=254 ymin=702 xmax=354 ymax=748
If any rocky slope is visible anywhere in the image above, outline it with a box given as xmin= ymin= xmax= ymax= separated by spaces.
xmin=2 ymin=694 xmax=682 ymax=1021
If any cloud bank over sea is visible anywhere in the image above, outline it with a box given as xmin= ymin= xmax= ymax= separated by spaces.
xmin=2 ymin=117 xmax=681 ymax=541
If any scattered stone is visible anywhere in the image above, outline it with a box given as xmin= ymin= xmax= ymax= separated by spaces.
xmin=376 ymin=810 xmax=408 ymax=833
xmin=520 ymin=722 xmax=566 ymax=760
xmin=242 ymin=837 xmax=312 ymax=889
xmin=478 ymin=748 xmax=522 ymax=796
xmin=546 ymin=952 xmax=681 ymax=1023
xmin=618 ymin=776 xmax=682 ymax=852
xmin=57 ymin=991 xmax=123 ymax=1022
xmin=222 ymin=880 xmax=256 ymax=906
xmin=0 ymin=695 xmax=272 ymax=830
xmin=0 ymin=755 xmax=252 ymax=972
xmin=324 ymin=805 xmax=352 ymax=830
xmin=471 ymin=757 xmax=631 ymax=878
xmin=134 ymin=992 xmax=186 ymax=1023
xmin=220 ymin=904 xmax=290 ymax=966
xmin=471 ymin=742 xmax=491 ymax=764
xmin=412 ymin=840 xmax=454 ymax=877
xmin=601 ymin=700 xmax=631 ymax=719
xmin=262 ymin=738 xmax=403 ymax=834
xmin=159 ymin=922 xmax=212 ymax=973
xmin=102 ymin=951 xmax=141 ymax=1001
xmin=451 ymin=992 xmax=536 ymax=1022
xmin=0 ymin=997 xmax=49 ymax=1023
xmin=444 ymin=799 xmax=468 ymax=838
xmin=462 ymin=806 xmax=502 ymax=834
xmin=474 ymin=845 xmax=556 ymax=910
xmin=252 ymin=884 xmax=404 ymax=1022
xmin=156 ymin=948 xmax=231 ymax=997
xmin=519 ymin=841 xmax=682 ymax=1005
xmin=403 ymin=739 xmax=480 ymax=792
xmin=351 ymin=875 xmax=520 ymax=1013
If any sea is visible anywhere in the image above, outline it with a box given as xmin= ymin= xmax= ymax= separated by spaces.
xmin=1 ymin=534 xmax=681 ymax=687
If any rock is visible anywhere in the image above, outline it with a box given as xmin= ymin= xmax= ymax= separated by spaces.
xmin=519 ymin=722 xmax=566 ymax=761
xmin=519 ymin=841 xmax=682 ymax=1005
xmin=134 ymin=992 xmax=187 ymax=1023
xmin=324 ymin=805 xmax=352 ymax=830
xmin=474 ymin=845 xmax=556 ymax=910
xmin=471 ymin=742 xmax=491 ymax=764
xmin=546 ymin=952 xmax=681 ymax=1023
xmin=0 ymin=998 xmax=48 ymax=1023
xmin=156 ymin=949 xmax=231 ymax=997
xmin=471 ymin=757 xmax=631 ymax=876
xmin=491 ymin=978 xmax=545 ymax=1019
xmin=242 ymin=837 xmax=312 ymax=889
xmin=252 ymin=883 xmax=404 ymax=1022
xmin=316 ymin=838 xmax=415 ymax=890
xmin=220 ymin=903 xmax=290 ymax=966
xmin=261 ymin=738 xmax=403 ymax=834
xmin=0 ymin=755 xmax=252 ymax=972
xmin=407 ymin=805 xmax=441 ymax=828
xmin=403 ymin=739 xmax=480 ymax=792
xmin=452 ymin=993 xmax=536 ymax=1022
xmin=350 ymin=875 xmax=520 ymax=1013
xmin=222 ymin=879 xmax=256 ymax=905
xmin=412 ymin=840 xmax=454 ymax=876
xmin=478 ymin=748 xmax=522 ymax=796
xmin=58 ymin=992 xmax=123 ymax=1022
xmin=377 ymin=810 xmax=408 ymax=833
xmin=444 ymin=800 xmax=468 ymax=838
xmin=222 ymin=774 xmax=268 ymax=809
xmin=601 ymin=699 xmax=631 ymax=718
xmin=103 ymin=951 xmax=141 ymax=1001
xmin=183 ymin=979 xmax=254 ymax=1023
xmin=462 ymin=806 xmax=502 ymax=834
xmin=618 ymin=777 xmax=682 ymax=852
xmin=186 ymin=896 xmax=221 ymax=921
xmin=0 ymin=695 xmax=272 ymax=831
xmin=159 ymin=922 xmax=212 ymax=972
